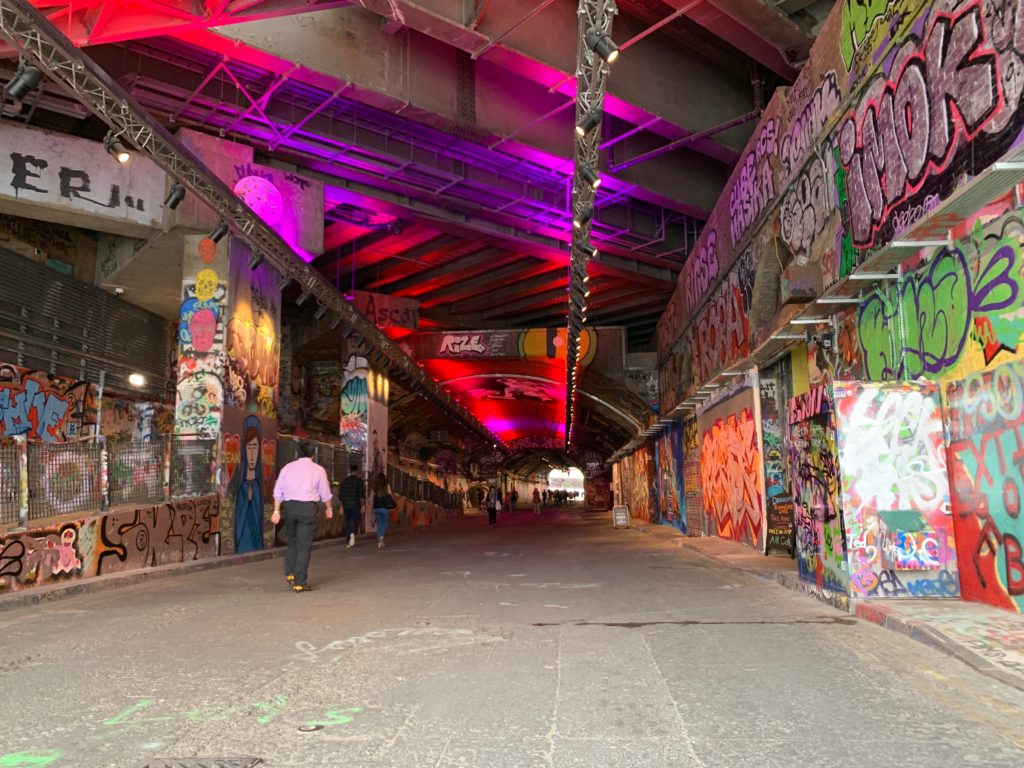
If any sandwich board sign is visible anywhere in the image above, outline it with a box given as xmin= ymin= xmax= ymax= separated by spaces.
xmin=612 ymin=505 xmax=629 ymax=528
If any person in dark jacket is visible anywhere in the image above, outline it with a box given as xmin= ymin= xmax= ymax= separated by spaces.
xmin=338 ymin=464 xmax=365 ymax=548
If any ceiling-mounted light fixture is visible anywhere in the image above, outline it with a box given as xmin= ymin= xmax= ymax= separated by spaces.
xmin=103 ymin=132 xmax=130 ymax=164
xmin=209 ymin=221 xmax=229 ymax=243
xmin=277 ymin=275 xmax=293 ymax=292
xmin=329 ymin=316 xmax=342 ymax=330
xmin=164 ymin=183 xmax=186 ymax=210
xmin=314 ymin=304 xmax=329 ymax=320
xmin=579 ymin=165 xmax=601 ymax=190
xmin=5 ymin=63 xmax=42 ymax=101
xmin=575 ymin=108 xmax=603 ymax=137
xmin=296 ymin=290 xmax=312 ymax=307
xmin=247 ymin=251 xmax=264 ymax=271
xmin=585 ymin=28 xmax=619 ymax=64
xmin=573 ymin=208 xmax=593 ymax=230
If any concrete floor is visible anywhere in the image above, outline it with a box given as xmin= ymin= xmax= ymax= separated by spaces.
xmin=3 ymin=508 xmax=1024 ymax=768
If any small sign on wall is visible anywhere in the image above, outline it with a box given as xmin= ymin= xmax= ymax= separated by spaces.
xmin=612 ymin=505 xmax=629 ymax=529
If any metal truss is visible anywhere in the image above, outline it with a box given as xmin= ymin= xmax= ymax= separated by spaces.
xmin=566 ymin=0 xmax=615 ymax=448
xmin=0 ymin=0 xmax=503 ymax=449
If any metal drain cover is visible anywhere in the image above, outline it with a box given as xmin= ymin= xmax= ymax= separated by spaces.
xmin=142 ymin=759 xmax=262 ymax=768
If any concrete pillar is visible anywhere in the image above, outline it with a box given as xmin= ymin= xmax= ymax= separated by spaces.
xmin=366 ymin=367 xmax=390 ymax=533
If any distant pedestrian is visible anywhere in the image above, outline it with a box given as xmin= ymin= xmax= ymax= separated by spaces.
xmin=272 ymin=441 xmax=333 ymax=592
xmin=510 ymin=489 xmax=519 ymax=511
xmin=486 ymin=484 xmax=499 ymax=527
xmin=532 ymin=487 xmax=541 ymax=515
xmin=338 ymin=464 xmax=365 ymax=548
xmin=371 ymin=472 xmax=392 ymax=549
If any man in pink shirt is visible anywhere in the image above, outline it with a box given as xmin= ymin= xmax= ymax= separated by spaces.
xmin=271 ymin=442 xmax=333 ymax=592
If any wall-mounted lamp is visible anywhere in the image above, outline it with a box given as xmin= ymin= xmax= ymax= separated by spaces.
xmin=209 ymin=222 xmax=229 ymax=243
xmin=164 ymin=183 xmax=186 ymax=210
xmin=585 ymin=28 xmax=619 ymax=64
xmin=103 ymin=132 xmax=130 ymax=164
xmin=579 ymin=165 xmax=601 ymax=190
xmin=127 ymin=373 xmax=146 ymax=388
xmin=5 ymin=63 xmax=42 ymax=101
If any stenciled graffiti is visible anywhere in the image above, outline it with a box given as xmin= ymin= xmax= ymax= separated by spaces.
xmin=945 ymin=358 xmax=1024 ymax=611
xmin=838 ymin=5 xmax=1003 ymax=250
xmin=700 ymin=407 xmax=763 ymax=548
xmin=0 ymin=366 xmax=96 ymax=442
xmin=858 ymin=238 xmax=1023 ymax=380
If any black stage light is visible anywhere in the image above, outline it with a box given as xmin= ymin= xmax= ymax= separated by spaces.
xmin=6 ymin=64 xmax=42 ymax=101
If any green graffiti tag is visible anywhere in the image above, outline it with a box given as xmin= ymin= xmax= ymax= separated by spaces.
xmin=857 ymin=239 xmax=1023 ymax=380
xmin=834 ymin=145 xmax=857 ymax=279
xmin=840 ymin=0 xmax=923 ymax=73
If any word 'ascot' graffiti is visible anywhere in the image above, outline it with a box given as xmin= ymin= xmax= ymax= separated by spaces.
xmin=857 ymin=237 xmax=1023 ymax=380
xmin=838 ymin=4 xmax=1009 ymax=249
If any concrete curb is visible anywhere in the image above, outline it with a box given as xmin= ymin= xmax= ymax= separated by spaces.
xmin=0 ymin=536 xmax=345 ymax=614
xmin=632 ymin=523 xmax=1024 ymax=694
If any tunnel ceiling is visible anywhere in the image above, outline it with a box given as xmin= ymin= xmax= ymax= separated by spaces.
xmin=4 ymin=0 xmax=827 ymax=462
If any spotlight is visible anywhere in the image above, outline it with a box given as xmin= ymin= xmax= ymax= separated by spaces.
xmin=103 ymin=132 xmax=130 ymax=164
xmin=296 ymin=290 xmax=312 ymax=307
xmin=573 ymin=208 xmax=593 ymax=230
xmin=583 ymin=273 xmax=591 ymax=283
xmin=584 ymin=288 xmax=591 ymax=297
xmin=585 ymin=28 xmax=619 ymax=64
xmin=6 ymin=64 xmax=42 ymax=101
xmin=329 ymin=316 xmax=342 ymax=330
xmin=277 ymin=275 xmax=293 ymax=292
xmin=575 ymin=108 xmax=603 ymax=137
xmin=247 ymin=251 xmax=264 ymax=271
xmin=314 ymin=304 xmax=329 ymax=320
xmin=210 ymin=222 xmax=229 ymax=243
xmin=164 ymin=183 xmax=186 ymax=210
xmin=580 ymin=165 xmax=601 ymax=190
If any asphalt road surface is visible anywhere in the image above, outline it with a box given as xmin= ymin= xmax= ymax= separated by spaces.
xmin=3 ymin=507 xmax=1024 ymax=768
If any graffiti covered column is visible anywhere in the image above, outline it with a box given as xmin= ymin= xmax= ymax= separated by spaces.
xmin=221 ymin=239 xmax=281 ymax=554
xmin=366 ymin=367 xmax=389 ymax=532
xmin=174 ymin=234 xmax=229 ymax=441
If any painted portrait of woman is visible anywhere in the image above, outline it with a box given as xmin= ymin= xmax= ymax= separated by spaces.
xmin=231 ymin=415 xmax=264 ymax=553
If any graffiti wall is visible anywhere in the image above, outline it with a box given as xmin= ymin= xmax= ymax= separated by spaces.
xmin=0 ymin=496 xmax=219 ymax=593
xmin=615 ymin=446 xmax=654 ymax=522
xmin=221 ymin=241 xmax=281 ymax=555
xmin=653 ymin=422 xmax=685 ymax=532
xmin=0 ymin=364 xmax=97 ymax=442
xmin=698 ymin=386 xmax=765 ymax=550
xmin=834 ymin=381 xmax=958 ymax=598
xmin=681 ymin=417 xmax=704 ymax=536
xmin=946 ymin=359 xmax=1024 ymax=611
xmin=101 ymin=397 xmax=173 ymax=443
xmin=789 ymin=385 xmax=847 ymax=592
xmin=365 ymin=368 xmax=389 ymax=531
xmin=659 ymin=0 xmax=1024 ymax=400
xmin=760 ymin=373 xmax=795 ymax=555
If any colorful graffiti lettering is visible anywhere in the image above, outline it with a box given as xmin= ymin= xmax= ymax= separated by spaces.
xmin=838 ymin=5 xmax=1001 ymax=249
xmin=789 ymin=387 xmax=847 ymax=592
xmin=729 ymin=118 xmax=778 ymax=247
xmin=654 ymin=423 xmax=685 ymax=532
xmin=699 ymin=405 xmax=764 ymax=549
xmin=693 ymin=251 xmax=754 ymax=382
xmin=946 ymin=358 xmax=1024 ymax=611
xmin=833 ymin=382 xmax=956 ymax=598
xmin=682 ymin=230 xmax=719 ymax=318
xmin=858 ymin=240 xmax=1023 ymax=380
xmin=0 ymin=366 xmax=96 ymax=442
